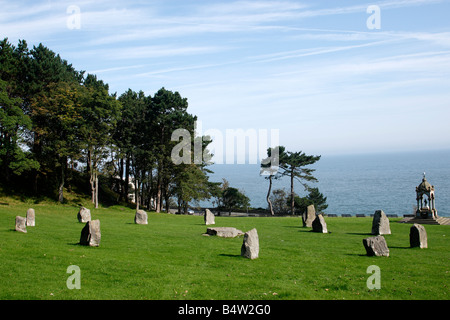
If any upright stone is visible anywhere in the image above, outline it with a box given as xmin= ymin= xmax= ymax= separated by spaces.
xmin=312 ymin=214 xmax=328 ymax=233
xmin=410 ymin=223 xmax=428 ymax=248
xmin=371 ymin=210 xmax=391 ymax=235
xmin=363 ymin=235 xmax=389 ymax=257
xmin=15 ymin=216 xmax=27 ymax=233
xmin=241 ymin=228 xmax=259 ymax=259
xmin=77 ymin=206 xmax=91 ymax=223
xmin=80 ymin=219 xmax=101 ymax=247
xmin=135 ymin=209 xmax=148 ymax=225
xmin=204 ymin=209 xmax=215 ymax=225
xmin=302 ymin=204 xmax=316 ymax=227
xmin=26 ymin=208 xmax=35 ymax=226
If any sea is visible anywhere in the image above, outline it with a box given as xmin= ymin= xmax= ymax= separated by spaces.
xmin=198 ymin=149 xmax=450 ymax=217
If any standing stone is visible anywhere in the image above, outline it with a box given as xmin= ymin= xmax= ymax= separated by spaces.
xmin=410 ymin=223 xmax=428 ymax=248
xmin=77 ymin=206 xmax=91 ymax=223
xmin=26 ymin=208 xmax=35 ymax=227
xmin=204 ymin=209 xmax=215 ymax=225
xmin=371 ymin=210 xmax=391 ymax=235
xmin=135 ymin=209 xmax=148 ymax=225
xmin=312 ymin=214 xmax=328 ymax=233
xmin=363 ymin=235 xmax=389 ymax=257
xmin=241 ymin=228 xmax=259 ymax=259
xmin=80 ymin=219 xmax=101 ymax=247
xmin=15 ymin=216 xmax=27 ymax=233
xmin=302 ymin=204 xmax=316 ymax=227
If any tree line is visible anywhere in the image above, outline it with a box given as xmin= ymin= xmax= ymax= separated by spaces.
xmin=0 ymin=38 xmax=221 ymax=212
xmin=1 ymin=38 xmax=326 ymax=214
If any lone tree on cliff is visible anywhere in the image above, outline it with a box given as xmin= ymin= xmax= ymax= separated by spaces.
xmin=280 ymin=149 xmax=321 ymax=215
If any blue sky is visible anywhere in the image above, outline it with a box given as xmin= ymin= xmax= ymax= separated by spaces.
xmin=2 ymin=0 xmax=450 ymax=156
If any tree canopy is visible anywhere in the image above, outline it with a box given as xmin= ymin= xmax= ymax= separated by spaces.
xmin=262 ymin=146 xmax=326 ymax=215
xmin=0 ymin=38 xmax=216 ymax=210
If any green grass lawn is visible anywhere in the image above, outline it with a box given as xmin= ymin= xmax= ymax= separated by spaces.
xmin=0 ymin=200 xmax=449 ymax=300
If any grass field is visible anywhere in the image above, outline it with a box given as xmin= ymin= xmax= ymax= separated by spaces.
xmin=0 ymin=200 xmax=449 ymax=300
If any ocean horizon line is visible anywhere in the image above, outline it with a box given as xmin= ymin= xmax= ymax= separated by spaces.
xmin=205 ymin=147 xmax=450 ymax=166
xmin=199 ymin=149 xmax=450 ymax=217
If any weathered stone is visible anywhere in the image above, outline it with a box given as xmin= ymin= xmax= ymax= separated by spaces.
xmin=205 ymin=227 xmax=244 ymax=238
xmin=135 ymin=209 xmax=148 ymax=225
xmin=80 ymin=219 xmax=101 ymax=247
xmin=312 ymin=214 xmax=328 ymax=233
xmin=363 ymin=235 xmax=389 ymax=257
xmin=77 ymin=206 xmax=91 ymax=223
xmin=241 ymin=228 xmax=259 ymax=259
xmin=371 ymin=210 xmax=391 ymax=235
xmin=302 ymin=204 xmax=316 ymax=227
xmin=26 ymin=208 xmax=35 ymax=227
xmin=204 ymin=209 xmax=215 ymax=225
xmin=15 ymin=216 xmax=27 ymax=233
xmin=410 ymin=223 xmax=427 ymax=248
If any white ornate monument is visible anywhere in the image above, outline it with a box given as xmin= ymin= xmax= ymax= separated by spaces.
xmin=405 ymin=173 xmax=450 ymax=225
xmin=415 ymin=173 xmax=437 ymax=219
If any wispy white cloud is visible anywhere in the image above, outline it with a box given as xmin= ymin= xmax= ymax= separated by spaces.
xmin=2 ymin=0 xmax=449 ymax=154
xmin=102 ymin=45 xmax=226 ymax=60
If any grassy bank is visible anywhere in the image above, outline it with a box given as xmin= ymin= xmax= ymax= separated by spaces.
xmin=0 ymin=201 xmax=448 ymax=300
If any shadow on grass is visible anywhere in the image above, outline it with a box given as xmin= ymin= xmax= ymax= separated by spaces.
xmin=219 ymin=253 xmax=243 ymax=259
xmin=346 ymin=232 xmax=373 ymax=236
xmin=344 ymin=253 xmax=371 ymax=257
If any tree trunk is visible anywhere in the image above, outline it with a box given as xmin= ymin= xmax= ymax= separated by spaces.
xmin=124 ymin=152 xmax=130 ymax=203
xmin=67 ymin=158 xmax=73 ymax=193
xmin=164 ymin=189 xmax=170 ymax=214
xmin=148 ymin=170 xmax=154 ymax=210
xmin=156 ymin=165 xmax=162 ymax=213
xmin=94 ymin=174 xmax=98 ymax=209
xmin=86 ymin=149 xmax=91 ymax=179
xmin=135 ymin=179 xmax=140 ymax=211
xmin=58 ymin=157 xmax=65 ymax=203
xmin=290 ymin=169 xmax=295 ymax=215
xmin=266 ymin=175 xmax=274 ymax=216
xmin=118 ymin=156 xmax=124 ymax=202
xmin=147 ymin=175 xmax=153 ymax=210
xmin=177 ymin=196 xmax=182 ymax=215
xmin=90 ymin=174 xmax=95 ymax=204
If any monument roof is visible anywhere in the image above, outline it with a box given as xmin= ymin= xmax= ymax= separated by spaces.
xmin=417 ymin=177 xmax=432 ymax=192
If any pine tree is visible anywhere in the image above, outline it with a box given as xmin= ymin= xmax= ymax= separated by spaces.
xmin=279 ymin=150 xmax=321 ymax=215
